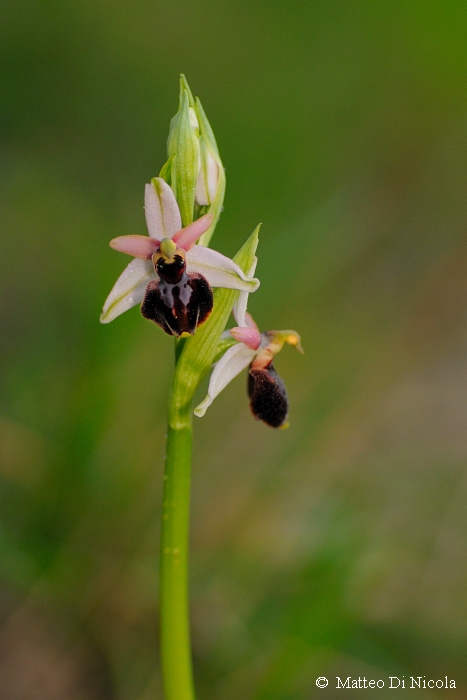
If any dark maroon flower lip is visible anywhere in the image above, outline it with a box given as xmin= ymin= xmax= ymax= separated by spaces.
xmin=141 ymin=250 xmax=214 ymax=337
xmin=141 ymin=270 xmax=213 ymax=337
xmin=155 ymin=254 xmax=186 ymax=285
xmin=248 ymin=363 xmax=289 ymax=428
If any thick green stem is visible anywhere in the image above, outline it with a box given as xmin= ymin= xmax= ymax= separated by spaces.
xmin=160 ymin=392 xmax=195 ymax=700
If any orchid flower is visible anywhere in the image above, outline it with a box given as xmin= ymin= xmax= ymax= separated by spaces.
xmin=100 ymin=177 xmax=259 ymax=336
xmin=101 ymin=76 xmax=303 ymax=699
xmin=195 ymin=311 xmax=303 ymax=428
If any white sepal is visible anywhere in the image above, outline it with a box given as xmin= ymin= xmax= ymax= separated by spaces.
xmin=144 ymin=178 xmax=182 ymax=240
xmin=100 ymin=258 xmax=155 ymax=324
xmin=186 ymin=246 xmax=260 ymax=293
xmin=194 ymin=343 xmax=255 ymax=417
xmin=232 ymin=259 xmax=258 ymax=326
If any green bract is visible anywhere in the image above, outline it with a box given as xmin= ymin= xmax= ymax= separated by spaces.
xmin=169 ymin=225 xmax=260 ymax=427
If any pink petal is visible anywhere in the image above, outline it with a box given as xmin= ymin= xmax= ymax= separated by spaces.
xmin=172 ymin=213 xmax=213 ymax=251
xmin=109 ymin=235 xmax=159 ymax=259
xmin=230 ymin=326 xmax=261 ymax=350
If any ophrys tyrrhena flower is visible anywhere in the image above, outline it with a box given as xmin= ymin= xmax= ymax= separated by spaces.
xmin=100 ymin=178 xmax=259 ymax=336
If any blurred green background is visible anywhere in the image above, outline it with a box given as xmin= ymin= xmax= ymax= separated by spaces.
xmin=2 ymin=0 xmax=467 ymax=698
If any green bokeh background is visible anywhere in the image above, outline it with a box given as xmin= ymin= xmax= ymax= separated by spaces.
xmin=1 ymin=1 xmax=467 ymax=698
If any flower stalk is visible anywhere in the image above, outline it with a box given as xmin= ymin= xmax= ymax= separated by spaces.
xmin=160 ymin=397 xmax=194 ymax=700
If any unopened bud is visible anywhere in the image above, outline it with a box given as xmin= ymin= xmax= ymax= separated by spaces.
xmin=192 ymin=96 xmax=225 ymax=246
xmin=164 ymin=80 xmax=200 ymax=228
xmin=188 ymin=107 xmax=200 ymax=132
xmin=195 ymin=145 xmax=219 ymax=206
xmin=160 ymin=75 xmax=225 ymax=247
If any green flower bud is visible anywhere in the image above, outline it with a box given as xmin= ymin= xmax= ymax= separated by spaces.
xmin=164 ymin=78 xmax=200 ymax=228
xmin=160 ymin=75 xmax=225 ymax=247
xmin=193 ymin=95 xmax=225 ymax=247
